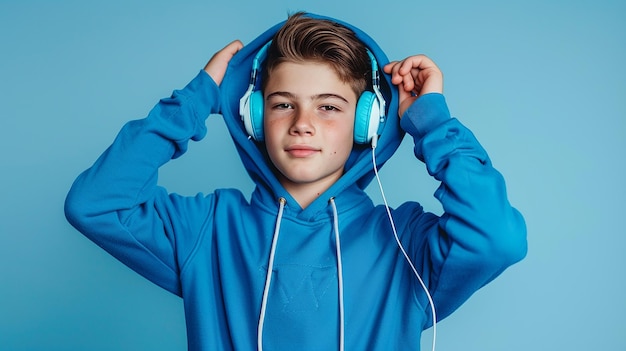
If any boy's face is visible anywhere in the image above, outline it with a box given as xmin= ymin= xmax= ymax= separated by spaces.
xmin=263 ymin=61 xmax=357 ymax=199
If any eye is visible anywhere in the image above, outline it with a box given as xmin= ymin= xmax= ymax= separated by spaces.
xmin=320 ymin=105 xmax=340 ymax=112
xmin=272 ymin=103 xmax=293 ymax=110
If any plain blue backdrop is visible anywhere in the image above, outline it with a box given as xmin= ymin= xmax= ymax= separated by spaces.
xmin=1 ymin=0 xmax=624 ymax=350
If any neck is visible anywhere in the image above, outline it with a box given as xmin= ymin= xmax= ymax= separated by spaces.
xmin=279 ymin=175 xmax=340 ymax=209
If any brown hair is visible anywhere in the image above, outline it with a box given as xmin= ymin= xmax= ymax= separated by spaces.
xmin=261 ymin=12 xmax=370 ymax=97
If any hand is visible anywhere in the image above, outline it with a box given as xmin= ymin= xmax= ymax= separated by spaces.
xmin=203 ymin=40 xmax=244 ymax=86
xmin=383 ymin=55 xmax=443 ymax=118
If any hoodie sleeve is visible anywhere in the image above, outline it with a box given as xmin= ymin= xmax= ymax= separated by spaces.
xmin=399 ymin=93 xmax=528 ymax=322
xmin=64 ymin=71 xmax=220 ymax=296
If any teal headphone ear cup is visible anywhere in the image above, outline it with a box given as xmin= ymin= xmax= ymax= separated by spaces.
xmin=354 ymin=91 xmax=378 ymax=144
xmin=246 ymin=86 xmax=380 ymax=144
xmin=248 ymin=90 xmax=265 ymax=141
xmin=242 ymin=43 xmax=385 ymax=144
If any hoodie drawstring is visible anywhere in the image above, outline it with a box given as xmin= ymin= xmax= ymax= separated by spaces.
xmin=258 ymin=197 xmax=286 ymax=351
xmin=329 ymin=197 xmax=345 ymax=351
xmin=257 ymin=197 xmax=345 ymax=351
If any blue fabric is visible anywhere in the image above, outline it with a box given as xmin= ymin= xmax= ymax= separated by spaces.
xmin=65 ymin=13 xmax=527 ymax=351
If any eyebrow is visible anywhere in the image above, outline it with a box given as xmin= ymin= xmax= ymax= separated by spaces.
xmin=265 ymin=91 xmax=349 ymax=104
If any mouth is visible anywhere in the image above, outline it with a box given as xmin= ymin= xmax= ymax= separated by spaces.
xmin=285 ymin=145 xmax=320 ymax=157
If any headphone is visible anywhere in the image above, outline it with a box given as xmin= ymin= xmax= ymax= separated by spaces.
xmin=239 ymin=41 xmax=386 ymax=144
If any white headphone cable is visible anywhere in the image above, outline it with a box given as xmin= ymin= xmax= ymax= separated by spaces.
xmin=371 ymin=136 xmax=437 ymax=351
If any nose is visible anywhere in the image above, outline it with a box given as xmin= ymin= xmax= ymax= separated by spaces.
xmin=289 ymin=109 xmax=315 ymax=136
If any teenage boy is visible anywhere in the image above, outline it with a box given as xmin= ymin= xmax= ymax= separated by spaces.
xmin=66 ymin=12 xmax=527 ymax=351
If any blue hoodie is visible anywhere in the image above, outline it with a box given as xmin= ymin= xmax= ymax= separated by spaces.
xmin=65 ymin=13 xmax=527 ymax=351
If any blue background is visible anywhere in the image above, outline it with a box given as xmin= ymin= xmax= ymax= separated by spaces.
xmin=1 ymin=0 xmax=624 ymax=350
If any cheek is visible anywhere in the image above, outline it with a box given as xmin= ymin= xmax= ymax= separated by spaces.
xmin=263 ymin=120 xmax=279 ymax=156
xmin=263 ymin=117 xmax=284 ymax=142
xmin=339 ymin=117 xmax=356 ymax=141
xmin=329 ymin=120 xmax=355 ymax=156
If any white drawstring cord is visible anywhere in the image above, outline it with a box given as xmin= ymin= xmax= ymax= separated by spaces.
xmin=371 ymin=136 xmax=437 ymax=351
xmin=256 ymin=143 xmax=436 ymax=351
xmin=257 ymin=197 xmax=345 ymax=351
xmin=258 ymin=197 xmax=286 ymax=351
xmin=329 ymin=197 xmax=345 ymax=351
xmin=256 ymin=141 xmax=434 ymax=351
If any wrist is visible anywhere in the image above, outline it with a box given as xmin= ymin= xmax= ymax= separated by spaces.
xmin=400 ymin=93 xmax=450 ymax=138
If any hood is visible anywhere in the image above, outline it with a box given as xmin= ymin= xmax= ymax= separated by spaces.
xmin=219 ymin=13 xmax=403 ymax=212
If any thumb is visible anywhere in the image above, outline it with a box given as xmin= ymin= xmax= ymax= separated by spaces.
xmin=397 ymin=88 xmax=417 ymax=118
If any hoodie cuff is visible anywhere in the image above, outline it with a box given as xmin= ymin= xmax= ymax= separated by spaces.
xmin=400 ymin=93 xmax=451 ymax=139
xmin=180 ymin=70 xmax=221 ymax=117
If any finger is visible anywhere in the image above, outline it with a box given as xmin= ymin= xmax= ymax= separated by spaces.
xmin=382 ymin=61 xmax=396 ymax=74
xmin=401 ymin=72 xmax=416 ymax=93
xmin=384 ymin=61 xmax=405 ymax=85
xmin=398 ymin=55 xmax=438 ymax=76
xmin=211 ymin=40 xmax=244 ymax=67
xmin=218 ymin=40 xmax=244 ymax=59
xmin=204 ymin=40 xmax=243 ymax=86
xmin=398 ymin=56 xmax=420 ymax=75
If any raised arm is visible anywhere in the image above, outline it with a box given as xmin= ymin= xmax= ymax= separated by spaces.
xmin=64 ymin=41 xmax=243 ymax=295
xmin=386 ymin=55 xmax=527 ymax=321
